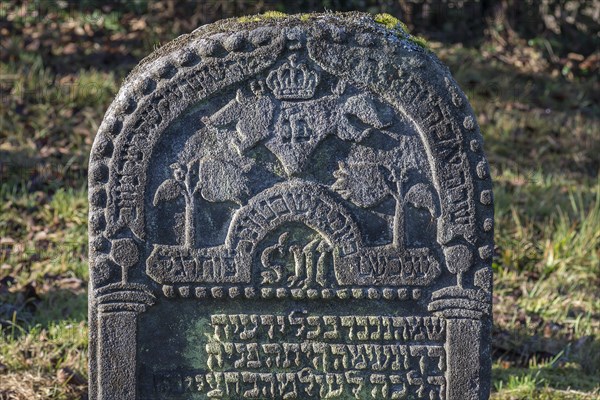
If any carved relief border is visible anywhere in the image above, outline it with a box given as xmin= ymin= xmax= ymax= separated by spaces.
xmin=160 ymin=285 xmax=426 ymax=301
xmin=88 ymin=16 xmax=493 ymax=400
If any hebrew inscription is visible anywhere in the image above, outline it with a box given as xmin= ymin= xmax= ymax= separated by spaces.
xmin=89 ymin=12 xmax=493 ymax=400
xmin=152 ymin=314 xmax=447 ymax=399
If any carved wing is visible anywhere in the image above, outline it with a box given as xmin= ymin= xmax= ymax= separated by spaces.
xmin=153 ymin=179 xmax=183 ymax=206
xmin=204 ymin=89 xmax=275 ymax=151
xmin=332 ymin=161 xmax=390 ymax=208
xmin=337 ymin=93 xmax=393 ymax=141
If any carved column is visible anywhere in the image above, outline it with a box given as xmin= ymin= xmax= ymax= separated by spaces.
xmin=429 ymin=287 xmax=490 ymax=400
xmin=92 ymin=283 xmax=155 ymax=400
xmin=444 ymin=317 xmax=482 ymax=400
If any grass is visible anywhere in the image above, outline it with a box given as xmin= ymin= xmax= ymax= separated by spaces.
xmin=0 ymin=2 xmax=599 ymax=399
xmin=493 ymin=362 xmax=600 ymax=400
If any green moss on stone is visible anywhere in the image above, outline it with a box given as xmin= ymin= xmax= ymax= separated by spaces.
xmin=237 ymin=15 xmax=262 ymax=23
xmin=237 ymin=11 xmax=288 ymax=24
xmin=372 ymin=13 xmax=429 ymax=50
xmin=262 ymin=10 xmax=287 ymax=19
xmin=373 ymin=13 xmax=407 ymax=32
xmin=411 ymin=35 xmax=430 ymax=49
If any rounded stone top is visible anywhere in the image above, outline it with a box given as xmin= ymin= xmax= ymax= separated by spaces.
xmin=127 ymin=12 xmax=435 ymax=81
xmin=88 ymin=12 xmax=493 ymax=400
xmin=94 ymin=11 xmax=456 ymax=143
xmin=89 ymin=10 xmax=491 ymax=294
xmin=90 ymin=10 xmax=489 ymax=251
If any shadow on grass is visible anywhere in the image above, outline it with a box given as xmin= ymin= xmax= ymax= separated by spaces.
xmin=493 ymin=364 xmax=600 ymax=394
xmin=492 ymin=327 xmax=600 ymax=393
xmin=34 ymin=287 xmax=88 ymax=328
xmin=0 ymin=149 xmax=88 ymax=194
xmin=0 ymin=285 xmax=87 ymax=339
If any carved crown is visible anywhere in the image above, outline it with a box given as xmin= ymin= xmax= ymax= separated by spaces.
xmin=267 ymin=55 xmax=320 ymax=100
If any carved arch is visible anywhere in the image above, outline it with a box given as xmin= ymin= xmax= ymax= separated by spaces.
xmin=226 ymin=180 xmax=362 ymax=255
xmin=89 ymin=23 xmax=490 ymax=291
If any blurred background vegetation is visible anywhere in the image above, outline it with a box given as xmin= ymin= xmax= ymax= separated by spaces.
xmin=0 ymin=1 xmax=598 ymax=399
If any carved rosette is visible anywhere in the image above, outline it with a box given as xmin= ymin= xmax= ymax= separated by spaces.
xmin=89 ymin=12 xmax=493 ymax=400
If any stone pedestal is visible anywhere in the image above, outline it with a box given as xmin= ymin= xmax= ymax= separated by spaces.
xmin=90 ymin=284 xmax=155 ymax=400
xmin=429 ymin=287 xmax=490 ymax=400
xmin=445 ymin=318 xmax=482 ymax=400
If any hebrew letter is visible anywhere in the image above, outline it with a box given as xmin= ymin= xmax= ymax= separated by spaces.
xmin=246 ymin=343 xmax=262 ymax=369
xmin=234 ymin=343 xmax=247 ymax=369
xmin=323 ymin=316 xmax=340 ymax=340
xmin=370 ymin=373 xmax=389 ymax=398
xmin=382 ymin=317 xmax=393 ymax=340
xmin=262 ymin=343 xmax=282 ymax=368
xmin=340 ymin=316 xmax=355 ymax=340
xmin=211 ymin=314 xmax=228 ymax=340
xmin=306 ymin=316 xmax=322 ymax=340
xmin=427 ymin=375 xmax=446 ymax=400
xmin=239 ymin=314 xmax=259 ymax=340
xmin=406 ymin=317 xmax=426 ymax=341
xmin=289 ymin=311 xmax=306 ymax=338
xmin=205 ymin=342 xmax=224 ymax=369
xmin=276 ymin=372 xmax=298 ymax=400
xmin=355 ymin=317 xmax=369 ymax=341
xmin=206 ymin=372 xmax=224 ymax=398
xmin=241 ymin=371 xmax=258 ymax=398
xmin=298 ymin=368 xmax=317 ymax=397
xmin=330 ymin=344 xmax=348 ymax=370
xmin=324 ymin=373 xmax=344 ymax=398
xmin=369 ymin=316 xmax=381 ymax=340
xmin=228 ymin=314 xmax=241 ymax=339
xmin=258 ymin=373 xmax=275 ymax=398
xmin=407 ymin=370 xmax=425 ymax=398
xmin=344 ymin=370 xmax=365 ymax=399
xmin=371 ymin=345 xmax=392 ymax=371
xmin=348 ymin=345 xmax=367 ymax=370
xmin=283 ymin=343 xmax=301 ymax=368
xmin=428 ymin=345 xmax=446 ymax=372
xmin=388 ymin=374 xmax=407 ymax=399
xmin=261 ymin=314 xmax=276 ymax=339
xmin=224 ymin=372 xmax=240 ymax=396
xmin=424 ymin=317 xmax=445 ymax=341
xmin=391 ymin=345 xmax=409 ymax=371
xmin=276 ymin=315 xmax=287 ymax=337
xmin=311 ymin=342 xmax=328 ymax=371
xmin=410 ymin=346 xmax=429 ymax=375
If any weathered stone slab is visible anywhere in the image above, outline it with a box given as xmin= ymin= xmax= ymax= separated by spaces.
xmin=88 ymin=12 xmax=493 ymax=400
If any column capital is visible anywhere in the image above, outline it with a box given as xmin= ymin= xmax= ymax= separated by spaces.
xmin=95 ymin=283 xmax=156 ymax=314
xmin=428 ymin=286 xmax=491 ymax=320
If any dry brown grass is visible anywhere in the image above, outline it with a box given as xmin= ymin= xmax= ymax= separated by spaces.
xmin=0 ymin=371 xmax=86 ymax=400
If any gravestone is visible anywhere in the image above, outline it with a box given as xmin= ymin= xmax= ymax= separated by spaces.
xmin=88 ymin=12 xmax=493 ymax=400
